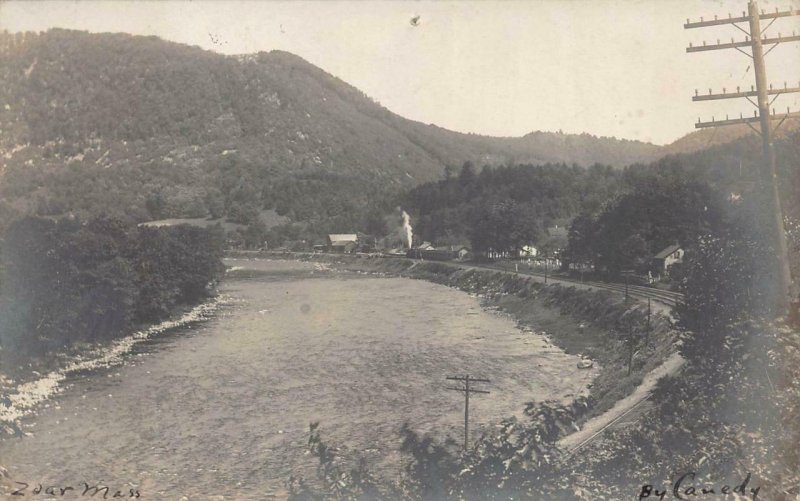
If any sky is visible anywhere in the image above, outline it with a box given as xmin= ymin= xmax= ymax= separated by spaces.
xmin=1 ymin=0 xmax=799 ymax=145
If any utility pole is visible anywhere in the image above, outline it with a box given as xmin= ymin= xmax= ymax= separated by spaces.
xmin=544 ymin=255 xmax=549 ymax=284
xmin=621 ymin=269 xmax=635 ymax=302
xmin=446 ymin=375 xmax=490 ymax=451
xmin=627 ymin=320 xmax=636 ymax=376
xmin=685 ymin=1 xmax=800 ymax=317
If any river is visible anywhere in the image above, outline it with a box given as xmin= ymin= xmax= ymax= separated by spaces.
xmin=0 ymin=259 xmax=594 ymax=498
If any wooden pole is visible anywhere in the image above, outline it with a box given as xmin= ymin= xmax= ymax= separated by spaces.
xmin=684 ymin=1 xmax=800 ymax=317
xmin=627 ymin=322 xmax=634 ymax=376
xmin=748 ymin=0 xmax=793 ymax=316
xmin=446 ymin=375 xmax=490 ymax=451
xmin=646 ymin=297 xmax=651 ymax=347
xmin=464 ymin=375 xmax=470 ymax=450
xmin=544 ymin=257 xmax=548 ymax=284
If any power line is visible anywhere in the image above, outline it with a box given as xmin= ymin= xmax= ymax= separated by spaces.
xmin=685 ymin=1 xmax=800 ymax=318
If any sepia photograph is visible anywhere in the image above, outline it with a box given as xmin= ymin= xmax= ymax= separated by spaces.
xmin=0 ymin=0 xmax=799 ymax=499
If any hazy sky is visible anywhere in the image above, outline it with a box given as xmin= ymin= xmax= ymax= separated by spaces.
xmin=1 ymin=0 xmax=799 ymax=145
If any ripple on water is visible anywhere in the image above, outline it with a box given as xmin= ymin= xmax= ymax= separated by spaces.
xmin=0 ymin=260 xmax=596 ymax=497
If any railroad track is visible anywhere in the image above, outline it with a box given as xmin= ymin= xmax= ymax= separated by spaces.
xmin=579 ymin=280 xmax=683 ymax=307
xmin=455 ymin=261 xmax=684 ymax=308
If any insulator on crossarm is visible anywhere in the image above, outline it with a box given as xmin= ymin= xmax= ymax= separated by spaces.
xmin=770 ymin=83 xmax=773 ymax=90
xmin=703 ymin=40 xmax=707 ymax=46
xmin=695 ymin=89 xmax=699 ymax=96
xmin=714 ymin=14 xmax=718 ymax=20
xmin=709 ymin=88 xmax=713 ymax=94
xmin=723 ymin=87 xmax=727 ymax=93
xmin=736 ymin=86 xmax=740 ymax=92
xmin=689 ymin=42 xmax=693 ymax=47
xmin=701 ymin=16 xmax=704 ymax=21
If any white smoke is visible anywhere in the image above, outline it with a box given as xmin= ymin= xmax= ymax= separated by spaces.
xmin=401 ymin=210 xmax=413 ymax=249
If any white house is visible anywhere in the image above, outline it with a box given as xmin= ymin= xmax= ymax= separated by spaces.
xmin=519 ymin=245 xmax=538 ymax=258
xmin=327 ymin=234 xmax=358 ymax=253
xmin=652 ymin=244 xmax=684 ymax=273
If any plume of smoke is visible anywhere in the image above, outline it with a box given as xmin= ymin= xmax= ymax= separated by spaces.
xmin=401 ymin=210 xmax=413 ymax=249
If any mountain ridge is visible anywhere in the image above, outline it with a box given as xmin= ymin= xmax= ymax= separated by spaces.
xmin=0 ymin=29 xmax=783 ymax=230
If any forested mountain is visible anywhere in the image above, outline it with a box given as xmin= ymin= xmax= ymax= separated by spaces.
xmin=0 ymin=29 xmax=666 ymax=232
xmin=404 ymin=129 xmax=799 ymax=279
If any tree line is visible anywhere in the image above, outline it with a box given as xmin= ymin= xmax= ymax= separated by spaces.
xmin=402 ymin=161 xmax=623 ymax=254
xmin=0 ymin=216 xmax=225 ymax=355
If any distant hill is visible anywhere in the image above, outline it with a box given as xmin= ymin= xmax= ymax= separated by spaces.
xmin=0 ymin=29 xmax=668 ymax=229
xmin=2 ymin=29 xmax=790 ymax=234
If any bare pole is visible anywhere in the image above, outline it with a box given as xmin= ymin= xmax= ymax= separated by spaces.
xmin=446 ymin=375 xmax=490 ymax=451
xmin=685 ymin=0 xmax=800 ymax=317
xmin=544 ymin=256 xmax=548 ymax=284
xmin=646 ymin=297 xmax=651 ymax=347
xmin=465 ymin=375 xmax=470 ymax=449
xmin=627 ymin=321 xmax=635 ymax=376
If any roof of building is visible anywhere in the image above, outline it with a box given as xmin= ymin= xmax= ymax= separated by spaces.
xmin=328 ymin=234 xmax=358 ymax=243
xmin=654 ymin=244 xmax=682 ymax=259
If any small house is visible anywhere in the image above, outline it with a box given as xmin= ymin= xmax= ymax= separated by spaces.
xmin=451 ymin=245 xmax=470 ymax=261
xmin=327 ymin=234 xmax=358 ymax=253
xmin=652 ymin=244 xmax=684 ymax=273
xmin=518 ymin=245 xmax=538 ymax=258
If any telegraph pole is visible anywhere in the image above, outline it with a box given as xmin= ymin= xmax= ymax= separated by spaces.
xmin=544 ymin=255 xmax=548 ymax=284
xmin=627 ymin=321 xmax=635 ymax=376
xmin=621 ymin=269 xmax=635 ymax=302
xmin=685 ymin=1 xmax=800 ymax=317
xmin=446 ymin=375 xmax=490 ymax=451
xmin=645 ymin=297 xmax=651 ymax=347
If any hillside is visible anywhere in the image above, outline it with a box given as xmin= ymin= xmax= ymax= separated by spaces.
xmin=662 ymin=121 xmax=800 ymax=156
xmin=0 ymin=29 xmax=667 ymax=231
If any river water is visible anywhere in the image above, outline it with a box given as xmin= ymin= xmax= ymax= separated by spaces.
xmin=0 ymin=259 xmax=594 ymax=498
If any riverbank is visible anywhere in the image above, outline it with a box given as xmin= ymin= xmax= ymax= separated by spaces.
xmin=0 ymin=258 xmax=604 ymax=499
xmin=0 ymin=295 xmax=226 ymax=438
